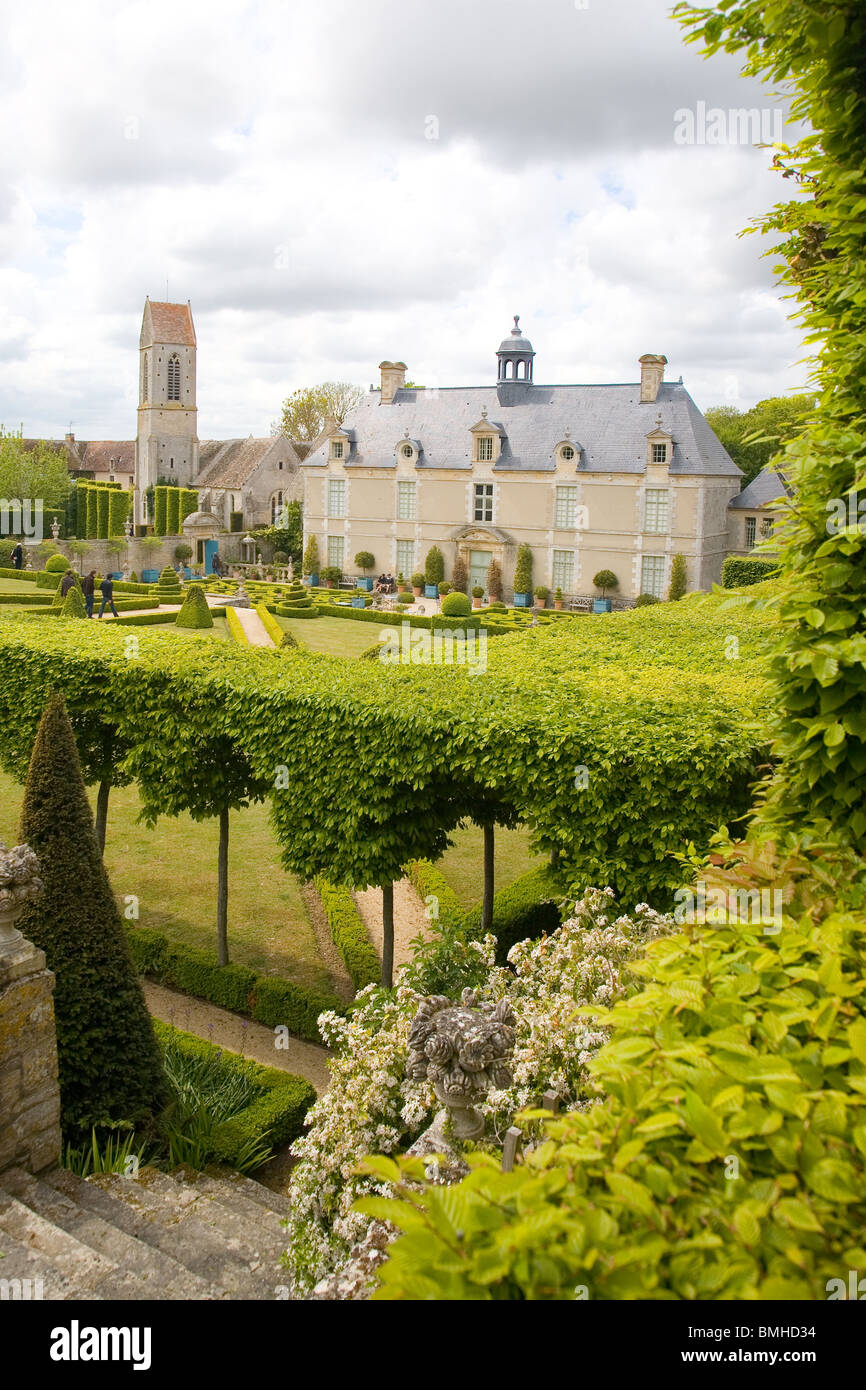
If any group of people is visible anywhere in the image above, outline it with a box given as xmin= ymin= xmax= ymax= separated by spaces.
xmin=374 ymin=573 xmax=396 ymax=594
xmin=59 ymin=569 xmax=119 ymax=619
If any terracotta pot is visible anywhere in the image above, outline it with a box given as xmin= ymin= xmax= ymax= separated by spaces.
xmin=535 ymin=598 xmax=546 ymax=609
xmin=472 ymin=597 xmax=482 ymax=609
xmin=412 ymin=586 xmax=423 ymax=596
xmin=554 ymin=600 xmax=563 ymax=610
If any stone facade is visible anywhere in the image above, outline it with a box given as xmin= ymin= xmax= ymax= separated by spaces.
xmin=299 ymin=321 xmax=747 ymax=602
xmin=0 ymin=934 xmax=61 ymax=1176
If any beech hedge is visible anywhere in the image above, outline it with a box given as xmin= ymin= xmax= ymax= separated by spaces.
xmin=313 ymin=877 xmax=380 ymax=990
xmin=721 ymin=556 xmax=779 ymax=588
xmin=0 ymin=593 xmax=775 ymax=907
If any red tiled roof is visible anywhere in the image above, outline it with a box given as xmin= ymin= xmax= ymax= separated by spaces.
xmin=77 ymin=442 xmax=135 ymax=473
xmin=146 ymin=300 xmax=196 ymax=347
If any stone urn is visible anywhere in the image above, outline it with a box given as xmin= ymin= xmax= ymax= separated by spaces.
xmin=0 ymin=841 xmax=42 ymax=954
xmin=407 ymin=989 xmax=516 ymax=1141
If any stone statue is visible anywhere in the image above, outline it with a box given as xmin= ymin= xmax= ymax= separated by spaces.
xmin=407 ymin=989 xmax=516 ymax=1140
xmin=124 ymin=517 xmax=133 ymax=539
xmin=0 ymin=841 xmax=42 ymax=952
xmin=50 ymin=517 xmax=60 ymax=541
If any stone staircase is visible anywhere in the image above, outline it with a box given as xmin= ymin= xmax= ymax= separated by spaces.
xmin=0 ymin=1164 xmax=292 ymax=1300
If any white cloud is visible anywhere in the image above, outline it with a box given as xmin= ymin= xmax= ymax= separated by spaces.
xmin=0 ymin=0 xmax=812 ymax=441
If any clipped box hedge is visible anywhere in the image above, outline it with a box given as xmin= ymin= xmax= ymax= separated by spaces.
xmin=311 ymin=604 xmax=481 ymax=633
xmin=403 ymin=859 xmax=467 ymax=934
xmin=0 ymin=592 xmax=54 ymax=606
xmin=273 ymin=603 xmax=319 ymax=619
xmin=463 ymin=864 xmax=565 ymax=964
xmin=225 ymin=606 xmax=249 ymax=644
xmin=151 ymin=1020 xmax=316 ymax=1162
xmin=721 ymin=555 xmax=779 ymax=588
xmin=0 ymin=568 xmax=37 ymax=582
xmin=127 ymin=926 xmax=342 ymax=1042
xmin=313 ymin=878 xmax=380 ymax=991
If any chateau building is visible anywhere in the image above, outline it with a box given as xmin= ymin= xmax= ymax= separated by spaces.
xmin=300 ymin=319 xmax=745 ymax=601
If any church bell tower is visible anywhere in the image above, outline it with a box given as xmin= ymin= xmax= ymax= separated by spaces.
xmin=134 ymin=298 xmax=199 ymax=525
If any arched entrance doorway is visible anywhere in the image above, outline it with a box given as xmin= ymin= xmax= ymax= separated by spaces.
xmin=449 ymin=524 xmax=516 ymax=597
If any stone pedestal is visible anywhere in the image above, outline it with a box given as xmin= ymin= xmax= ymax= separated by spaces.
xmin=0 ymin=936 xmax=62 ymax=1174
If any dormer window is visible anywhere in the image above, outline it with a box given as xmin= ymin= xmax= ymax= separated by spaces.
xmin=477 ymin=436 xmax=494 ymax=462
xmin=561 ymin=444 xmax=575 ymax=462
xmin=332 ymin=440 xmax=344 ymax=459
xmin=652 ymin=443 xmax=667 ymax=464
xmin=401 ymin=444 xmax=414 ymax=459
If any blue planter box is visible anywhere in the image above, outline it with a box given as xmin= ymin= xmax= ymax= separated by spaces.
xmin=305 ymin=573 xmax=319 ymax=587
xmin=183 ymin=567 xmax=193 ymax=580
xmin=513 ymin=592 xmax=531 ymax=608
xmin=142 ymin=569 xmax=159 ymax=583
xmin=350 ymin=596 xmax=366 ymax=608
xmin=593 ymin=598 xmax=612 ymax=613
xmin=357 ymin=577 xmax=373 ymax=591
xmin=425 ymin=584 xmax=439 ymax=599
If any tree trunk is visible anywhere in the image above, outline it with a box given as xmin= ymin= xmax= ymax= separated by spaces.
xmin=381 ymin=881 xmax=394 ymax=989
xmin=482 ymin=823 xmax=495 ymax=935
xmin=95 ymin=779 xmax=110 ymax=857
xmin=217 ymin=806 xmax=229 ymax=967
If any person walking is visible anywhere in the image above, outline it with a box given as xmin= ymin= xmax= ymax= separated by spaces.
xmin=59 ymin=569 xmax=76 ymax=600
xmin=10 ymin=542 xmax=23 ymax=571
xmin=97 ymin=572 xmax=119 ymax=619
xmin=82 ymin=570 xmax=96 ymax=618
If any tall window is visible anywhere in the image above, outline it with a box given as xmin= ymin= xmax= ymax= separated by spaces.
xmin=641 ymin=555 xmax=666 ymax=599
xmin=555 ymin=485 xmax=578 ymax=529
xmin=745 ymin=516 xmax=756 ymax=549
xmin=644 ymin=488 xmax=669 ymax=533
xmin=652 ymin=443 xmax=667 ymax=464
xmin=141 ymin=354 xmax=149 ymax=403
xmin=328 ymin=479 xmax=346 ymax=518
xmin=397 ymin=481 xmax=416 ymax=520
xmin=474 ymin=482 xmax=494 ymax=523
xmin=167 ymin=354 xmax=181 ymax=401
xmin=271 ymin=491 xmax=284 ymax=523
xmin=328 ymin=536 xmax=344 ymax=570
xmin=476 ymin=436 xmax=494 ymax=461
xmin=552 ymin=550 xmax=574 ymax=593
xmin=396 ymin=540 xmax=414 ymax=577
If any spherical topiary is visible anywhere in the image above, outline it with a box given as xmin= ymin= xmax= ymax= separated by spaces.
xmin=45 ymin=554 xmax=70 ymax=574
xmin=441 ymin=591 xmax=472 ymax=617
xmin=175 ymin=584 xmax=214 ymax=629
xmin=396 ymin=591 xmax=414 ymax=605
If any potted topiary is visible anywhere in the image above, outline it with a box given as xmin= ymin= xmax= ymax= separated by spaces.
xmin=396 ymin=590 xmax=414 ymax=606
xmin=486 ymin=557 xmax=502 ymax=602
xmin=438 ymin=580 xmax=452 ymax=595
xmin=592 ymin=569 xmax=618 ymax=613
xmin=397 ymin=571 xmax=409 ymax=593
xmin=472 ymin=584 xmax=485 ymax=609
xmin=320 ymin=565 xmax=341 ymax=589
xmin=554 ymin=586 xmax=563 ymax=610
xmin=452 ymin=554 xmax=468 ymax=594
xmin=534 ymin=584 xmax=550 ymax=609
xmin=411 ymin=571 xmax=425 ymax=597
xmin=424 ymin=545 xmax=444 ymax=599
xmin=513 ymin=542 xmax=533 ymax=607
xmin=303 ymin=535 xmax=320 ymax=587
xmin=355 ymin=550 xmax=375 ymax=592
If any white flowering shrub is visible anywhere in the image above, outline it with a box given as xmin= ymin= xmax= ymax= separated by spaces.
xmin=285 ymin=887 xmax=675 ymax=1294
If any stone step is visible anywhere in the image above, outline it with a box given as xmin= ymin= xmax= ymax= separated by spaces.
xmin=0 ymin=1186 xmax=147 ymax=1300
xmin=171 ymin=1168 xmax=289 ymax=1239
xmin=2 ymin=1167 xmax=217 ymax=1302
xmin=87 ymin=1170 xmax=280 ymax=1298
xmin=207 ymin=1168 xmax=292 ymax=1220
xmin=131 ymin=1170 xmax=285 ymax=1283
xmin=0 ymin=1219 xmax=83 ymax=1300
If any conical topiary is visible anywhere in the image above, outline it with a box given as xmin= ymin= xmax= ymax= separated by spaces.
xmin=16 ymin=694 xmax=167 ymax=1140
xmin=175 ymin=583 xmax=214 ymax=629
xmin=52 ymin=572 xmax=81 ymax=609
xmin=60 ymin=583 xmax=87 ymax=619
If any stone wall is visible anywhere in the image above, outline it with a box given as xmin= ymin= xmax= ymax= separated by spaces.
xmin=0 ymin=934 xmax=62 ymax=1175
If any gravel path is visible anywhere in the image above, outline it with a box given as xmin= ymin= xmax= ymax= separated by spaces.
xmin=353 ymin=878 xmax=430 ymax=973
xmin=142 ymin=980 xmax=332 ymax=1094
xmin=230 ymin=605 xmax=275 ymax=647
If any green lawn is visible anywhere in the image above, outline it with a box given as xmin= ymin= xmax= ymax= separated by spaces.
xmin=436 ymin=823 xmax=544 ymax=908
xmin=0 ymin=577 xmax=40 ymax=593
xmin=275 ymin=613 xmax=381 ymax=659
xmin=0 ymin=771 xmax=331 ymax=992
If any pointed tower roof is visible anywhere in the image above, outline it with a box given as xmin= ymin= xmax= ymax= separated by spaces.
xmin=140 ymin=298 xmax=196 ymax=348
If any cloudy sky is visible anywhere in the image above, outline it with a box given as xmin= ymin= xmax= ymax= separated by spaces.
xmin=0 ymin=0 xmax=811 ymax=442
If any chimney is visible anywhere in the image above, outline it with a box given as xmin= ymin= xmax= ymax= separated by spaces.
xmin=379 ymin=360 xmax=407 ymax=405
xmin=639 ymin=354 xmax=667 ymax=404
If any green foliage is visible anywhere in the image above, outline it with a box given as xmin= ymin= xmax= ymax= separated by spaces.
xmin=126 ymin=927 xmax=342 ymax=1041
xmin=721 ymin=556 xmax=779 ymax=589
xmin=472 ymin=585 xmax=485 ymax=598
xmin=154 ymin=1022 xmax=315 ymax=1167
xmin=257 ymin=602 xmax=296 ymax=648
xmin=319 ymin=565 xmax=342 ymax=585
xmin=354 ymin=551 xmax=375 ymax=573
xmin=513 ymin=542 xmax=533 ymax=595
xmin=154 ymin=487 xmax=168 ymax=536
xmin=61 ymin=585 xmax=87 ymax=619
xmin=278 ymin=382 xmax=365 ymax=441
xmin=705 ymin=395 xmax=815 ymax=487
xmin=0 ymin=427 xmax=70 ymax=518
xmin=441 ymin=591 xmax=472 ymax=617
xmin=452 ymin=555 xmax=468 ymax=594
xmin=424 ymin=546 xmax=444 ymax=585
xmin=314 ymin=878 xmax=380 ymax=990
xmin=107 ymin=489 xmax=131 ymax=538
xmin=178 ymin=489 xmax=199 ymax=527
xmin=669 ymin=553 xmax=687 ymax=601
xmin=166 ymin=488 xmax=181 ymax=536
xmin=175 ymin=584 xmax=214 ymax=630
xmin=593 ymin=569 xmax=618 ymax=597
xmin=411 ymin=573 xmax=425 ymax=589
xmin=18 ymin=696 xmax=167 ymax=1140
xmin=174 ymin=543 xmax=193 ymax=563
xmin=486 ymin=558 xmax=502 ymax=597
xmin=63 ymin=1127 xmax=156 ymax=1178
xmin=462 ymin=864 xmax=564 ymax=964
xmin=534 ymin=586 xmax=550 ymax=601
xmin=635 ymin=592 xmax=660 ymax=607
xmin=45 ymin=554 xmax=70 ymax=574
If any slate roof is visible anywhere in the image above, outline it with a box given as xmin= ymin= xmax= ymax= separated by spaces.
xmin=196 ymin=436 xmax=299 ymax=489
xmin=728 ymin=465 xmax=791 ymax=509
xmin=142 ymin=300 xmax=196 ymax=347
xmin=301 ymin=381 xmax=741 ymax=477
